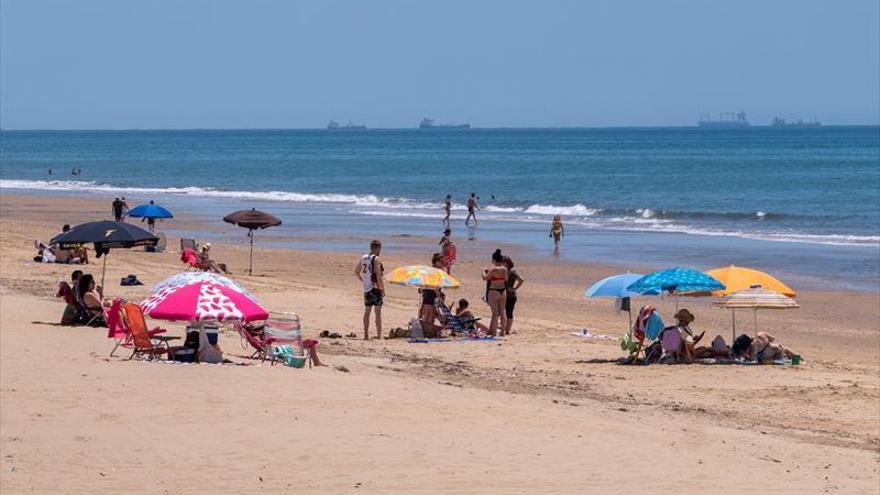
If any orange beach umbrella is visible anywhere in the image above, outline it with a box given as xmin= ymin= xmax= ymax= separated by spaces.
xmin=689 ymin=265 xmax=796 ymax=298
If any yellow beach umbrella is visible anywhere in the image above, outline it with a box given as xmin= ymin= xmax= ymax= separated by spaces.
xmin=386 ymin=265 xmax=461 ymax=289
xmin=703 ymin=265 xmax=796 ymax=298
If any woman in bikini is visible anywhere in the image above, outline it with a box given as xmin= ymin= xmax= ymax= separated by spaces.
xmin=550 ymin=215 xmax=564 ymax=252
xmin=481 ymin=249 xmax=508 ymax=337
xmin=419 ymin=253 xmax=446 ymax=324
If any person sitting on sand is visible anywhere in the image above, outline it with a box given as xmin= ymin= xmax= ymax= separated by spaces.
xmin=671 ymin=308 xmax=704 ymax=363
xmin=198 ymin=244 xmax=227 ymax=274
xmin=419 ymin=253 xmax=447 ymax=325
xmin=731 ymin=332 xmax=795 ymax=362
xmin=550 ymin=215 xmax=564 ymax=252
xmin=76 ymin=274 xmax=105 ymax=325
xmin=57 ymin=269 xmax=83 ymax=325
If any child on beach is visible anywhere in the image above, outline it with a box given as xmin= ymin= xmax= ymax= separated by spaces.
xmin=454 ymin=299 xmax=490 ymax=335
xmin=550 ymin=215 xmax=564 ymax=252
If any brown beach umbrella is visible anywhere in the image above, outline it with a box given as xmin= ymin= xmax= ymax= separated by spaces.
xmin=223 ymin=208 xmax=282 ymax=275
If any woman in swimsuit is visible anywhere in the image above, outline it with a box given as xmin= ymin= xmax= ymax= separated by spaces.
xmin=481 ymin=249 xmax=508 ymax=337
xmin=419 ymin=253 xmax=446 ymax=324
xmin=550 ymin=215 xmax=564 ymax=252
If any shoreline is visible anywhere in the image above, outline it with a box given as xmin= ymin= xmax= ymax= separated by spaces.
xmin=1 ymin=191 xmax=879 ymax=493
xmin=3 ymin=186 xmax=878 ymax=293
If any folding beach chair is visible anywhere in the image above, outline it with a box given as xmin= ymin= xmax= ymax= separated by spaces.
xmin=123 ymin=303 xmax=182 ymax=360
xmin=180 ymin=238 xmax=198 ymax=252
xmin=107 ymin=299 xmax=167 ymax=357
xmin=234 ymin=322 xmax=276 ymax=361
xmin=180 ymin=247 xmax=201 ymax=271
xmin=263 ymin=312 xmax=313 ymax=368
xmin=435 ymin=300 xmax=479 ymax=335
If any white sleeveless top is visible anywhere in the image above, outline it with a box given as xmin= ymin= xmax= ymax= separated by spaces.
xmin=360 ymin=254 xmax=376 ymax=292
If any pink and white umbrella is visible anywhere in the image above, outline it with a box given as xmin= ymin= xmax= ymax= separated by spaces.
xmin=141 ymin=272 xmax=268 ymax=322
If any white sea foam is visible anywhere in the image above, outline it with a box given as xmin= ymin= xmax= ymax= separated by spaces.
xmin=523 ymin=204 xmax=600 ymax=216
xmin=4 ymin=179 xmax=877 ymax=247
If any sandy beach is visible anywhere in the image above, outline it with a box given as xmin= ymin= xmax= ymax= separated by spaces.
xmin=1 ymin=192 xmax=878 ymax=494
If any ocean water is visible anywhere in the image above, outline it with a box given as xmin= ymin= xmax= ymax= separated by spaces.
xmin=2 ymin=127 xmax=879 ymax=290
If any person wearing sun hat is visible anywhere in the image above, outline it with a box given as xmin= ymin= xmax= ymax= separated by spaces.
xmin=673 ymin=308 xmax=702 ymax=363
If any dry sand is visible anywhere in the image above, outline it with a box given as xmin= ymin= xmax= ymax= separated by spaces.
xmin=1 ymin=193 xmax=878 ymax=494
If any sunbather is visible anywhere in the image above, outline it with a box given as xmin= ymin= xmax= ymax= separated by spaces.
xmin=731 ymin=332 xmax=795 ymax=361
xmin=77 ymin=274 xmax=106 ymax=326
xmin=198 ymin=243 xmax=228 ymax=274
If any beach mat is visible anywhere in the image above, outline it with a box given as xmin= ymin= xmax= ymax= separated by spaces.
xmin=407 ymin=337 xmax=499 ymax=344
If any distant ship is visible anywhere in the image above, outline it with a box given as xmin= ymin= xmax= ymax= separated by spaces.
xmin=698 ymin=111 xmax=751 ymax=129
xmin=419 ymin=118 xmax=470 ymax=129
xmin=771 ymin=116 xmax=821 ymax=128
xmin=327 ymin=120 xmax=366 ymax=130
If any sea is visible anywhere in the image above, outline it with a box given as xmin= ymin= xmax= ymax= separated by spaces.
xmin=2 ymin=127 xmax=879 ymax=291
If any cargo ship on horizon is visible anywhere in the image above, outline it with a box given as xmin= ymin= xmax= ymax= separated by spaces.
xmin=419 ymin=117 xmax=470 ymax=129
xmin=327 ymin=120 xmax=366 ymax=130
xmin=697 ymin=111 xmax=751 ymax=129
xmin=771 ymin=116 xmax=821 ymax=128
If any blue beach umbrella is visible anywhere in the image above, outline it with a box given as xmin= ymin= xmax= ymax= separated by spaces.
xmin=585 ymin=273 xmax=658 ymax=298
xmin=627 ymin=267 xmax=725 ymax=295
xmin=128 ymin=201 xmax=173 ymax=219
xmin=627 ymin=267 xmax=725 ymax=310
xmin=585 ymin=273 xmax=659 ymax=330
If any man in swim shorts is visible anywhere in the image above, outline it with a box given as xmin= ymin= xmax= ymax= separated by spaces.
xmin=354 ymin=239 xmax=384 ymax=340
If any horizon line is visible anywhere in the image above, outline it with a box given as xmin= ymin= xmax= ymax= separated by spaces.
xmin=2 ymin=123 xmax=878 ymax=132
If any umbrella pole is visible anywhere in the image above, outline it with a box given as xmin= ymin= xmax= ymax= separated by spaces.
xmin=731 ymin=308 xmax=736 ymax=343
xmin=627 ymin=306 xmax=632 ymax=333
xmin=754 ymin=309 xmax=758 ymax=336
xmin=100 ymin=254 xmax=107 ymax=289
xmin=249 ymin=229 xmax=254 ymax=276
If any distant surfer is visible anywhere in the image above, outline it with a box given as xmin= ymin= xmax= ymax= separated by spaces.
xmin=465 ymin=193 xmax=480 ymax=227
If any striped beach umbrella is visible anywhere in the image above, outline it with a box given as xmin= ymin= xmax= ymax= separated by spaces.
xmin=714 ymin=287 xmax=799 ymax=340
xmin=386 ymin=265 xmax=461 ymax=289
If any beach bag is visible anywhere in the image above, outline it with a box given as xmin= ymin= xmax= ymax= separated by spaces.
xmin=644 ymin=341 xmax=663 ymax=363
xmin=61 ymin=304 xmax=79 ymax=326
xmin=409 ymin=318 xmax=424 ymax=339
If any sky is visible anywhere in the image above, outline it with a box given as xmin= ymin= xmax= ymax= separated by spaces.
xmin=1 ymin=0 xmax=878 ymax=129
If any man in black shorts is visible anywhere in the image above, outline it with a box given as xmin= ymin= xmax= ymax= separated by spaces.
xmin=111 ymin=197 xmax=124 ymax=222
xmin=354 ymin=239 xmax=384 ymax=340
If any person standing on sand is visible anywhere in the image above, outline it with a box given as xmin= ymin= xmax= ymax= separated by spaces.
xmin=438 ymin=228 xmax=456 ymax=274
xmin=465 ymin=193 xmax=480 ymax=226
xmin=481 ymin=249 xmax=508 ymax=337
xmin=355 ymin=239 xmax=384 ymax=340
xmin=503 ymin=256 xmax=524 ymax=335
xmin=550 ymin=214 xmax=564 ymax=252
xmin=111 ymin=197 xmax=124 ymax=222
xmin=121 ymin=197 xmax=130 ymax=222
xmin=442 ymin=195 xmax=452 ymax=226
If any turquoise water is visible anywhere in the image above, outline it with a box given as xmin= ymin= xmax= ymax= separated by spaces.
xmin=2 ymin=127 xmax=879 ymax=289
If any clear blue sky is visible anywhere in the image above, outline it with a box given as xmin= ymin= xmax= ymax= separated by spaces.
xmin=1 ymin=0 xmax=878 ymax=129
